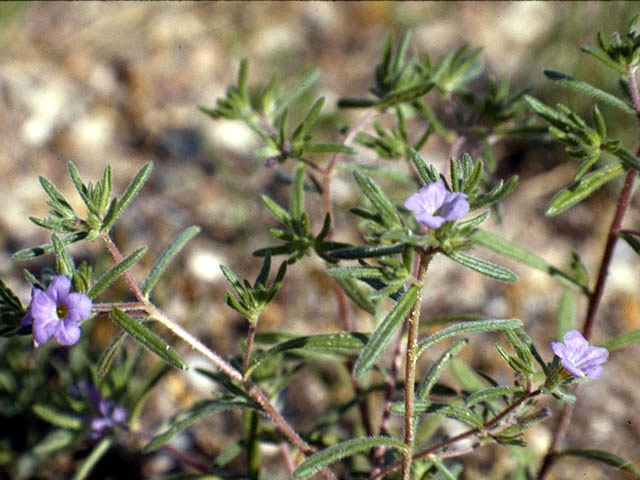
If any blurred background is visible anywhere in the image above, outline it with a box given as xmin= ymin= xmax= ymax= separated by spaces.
xmin=1 ymin=2 xmax=639 ymax=479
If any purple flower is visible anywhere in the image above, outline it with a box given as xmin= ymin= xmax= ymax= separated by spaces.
xmin=551 ymin=330 xmax=609 ymax=379
xmin=72 ymin=383 xmax=127 ymax=438
xmin=22 ymin=275 xmax=92 ymax=347
xmin=404 ymin=180 xmax=469 ymax=229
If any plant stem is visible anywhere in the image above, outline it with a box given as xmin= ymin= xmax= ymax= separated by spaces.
xmin=243 ymin=323 xmax=257 ymax=374
xmin=536 ymin=65 xmax=640 ymax=480
xmin=100 ymin=233 xmax=337 ymax=479
xmin=372 ymin=389 xmax=541 ymax=480
xmin=401 ymin=251 xmax=432 ymax=480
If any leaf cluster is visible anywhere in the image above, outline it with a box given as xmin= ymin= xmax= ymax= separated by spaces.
xmin=199 ymin=59 xmax=355 ymax=164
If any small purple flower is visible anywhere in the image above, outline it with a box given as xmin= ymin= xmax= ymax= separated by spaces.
xmin=551 ymin=330 xmax=609 ymax=379
xmin=22 ymin=275 xmax=92 ymax=347
xmin=404 ymin=179 xmax=469 ymax=229
xmin=72 ymin=383 xmax=127 ymax=438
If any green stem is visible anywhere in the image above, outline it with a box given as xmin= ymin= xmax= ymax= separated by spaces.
xmin=402 ymin=251 xmax=432 ymax=480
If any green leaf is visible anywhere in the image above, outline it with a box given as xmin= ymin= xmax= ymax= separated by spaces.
xmin=602 ymin=329 xmax=640 ymax=351
xmin=39 ymin=176 xmax=75 ymax=217
xmin=32 ymin=429 xmax=76 ymax=455
xmin=88 ymin=246 xmax=147 ymax=299
xmin=543 ymin=70 xmax=635 ymax=114
xmin=96 ymin=331 xmax=127 ymax=379
xmin=551 ymin=449 xmax=640 ymax=475
xmin=579 ymin=45 xmax=628 ymax=75
xmin=272 ymin=69 xmax=320 ymax=120
xmin=619 ymin=232 xmax=640 ymax=256
xmin=292 ymin=436 xmax=407 ymax=479
xmin=245 ymin=332 xmax=368 ymax=379
xmin=337 ymin=97 xmax=378 ymax=108
xmin=354 ymin=284 xmax=421 ymax=379
xmin=378 ymin=81 xmax=435 ymax=110
xmin=445 ymin=250 xmax=517 ymax=283
xmin=449 ymin=359 xmax=487 ymax=392
xmin=304 ymin=143 xmax=357 ymax=154
xmin=335 ymin=277 xmax=376 ymax=314
xmin=417 ymin=318 xmax=522 ymax=359
xmin=261 ymin=194 xmax=292 ymax=225
xmin=329 ymin=244 xmax=405 ymax=260
xmin=32 ymin=404 xmax=84 ymax=430
xmin=102 ymin=162 xmax=153 ymax=231
xmin=51 ymin=234 xmax=75 ymax=277
xmin=432 ymin=458 xmax=458 ymax=480
xmin=416 ymin=339 xmax=468 ymax=401
xmin=556 ymin=290 xmax=576 ymax=341
xmin=471 ymin=230 xmax=585 ymax=292
xmin=546 ymin=162 xmax=625 ymax=216
xmin=290 ymin=162 xmax=307 ymax=220
xmin=408 ymin=147 xmax=439 ymax=184
xmin=143 ymin=399 xmax=256 ymax=453
xmin=142 ymin=226 xmax=200 ymax=298
xmin=291 ymin=97 xmax=325 ymax=145
xmin=353 ymin=171 xmax=401 ymax=227
xmin=71 ymin=437 xmax=113 ymax=480
xmin=110 ymin=308 xmax=188 ymax=370
xmin=465 ymin=386 xmax=525 ymax=407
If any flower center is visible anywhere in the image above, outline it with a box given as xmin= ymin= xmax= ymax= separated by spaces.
xmin=56 ymin=303 xmax=68 ymax=319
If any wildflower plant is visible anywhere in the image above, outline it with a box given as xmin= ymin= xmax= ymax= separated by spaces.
xmin=2 ymin=13 xmax=640 ymax=480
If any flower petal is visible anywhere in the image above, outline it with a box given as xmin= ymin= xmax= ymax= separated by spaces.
xmin=53 ymin=320 xmax=81 ymax=346
xmin=63 ymin=293 xmax=93 ymax=323
xmin=415 ymin=212 xmax=445 ymax=229
xmin=440 ymin=192 xmax=469 ymax=221
xmin=46 ymin=275 xmax=71 ymax=303
xmin=31 ymin=290 xmax=59 ymax=347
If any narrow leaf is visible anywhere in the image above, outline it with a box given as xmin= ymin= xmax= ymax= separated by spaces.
xmin=143 ymin=399 xmax=256 ymax=453
xmin=103 ymin=162 xmax=153 ymax=230
xmin=51 ymin=234 xmax=74 ymax=277
xmin=465 ymin=386 xmax=525 ymax=407
xmin=546 ymin=162 xmax=625 ymax=216
xmin=272 ymin=69 xmax=320 ymax=119
xmin=245 ymin=332 xmax=368 ymax=379
xmin=417 ymin=339 xmax=468 ymax=401
xmin=619 ymin=232 xmax=640 ymax=256
xmin=32 ymin=404 xmax=83 ymax=430
xmin=110 ymin=308 xmax=188 ymax=370
xmin=293 ymin=436 xmax=407 ymax=479
xmin=142 ymin=226 xmax=200 ymax=297
xmin=89 ymin=246 xmax=147 ymax=299
xmin=417 ymin=318 xmax=522 ymax=359
xmin=602 ymin=329 xmax=640 ymax=351
xmin=551 ymin=449 xmax=640 ymax=475
xmin=290 ymin=162 xmax=307 ymax=220
xmin=543 ymin=70 xmax=635 ymax=114
xmin=446 ymin=250 xmax=517 ymax=282
xmin=556 ymin=290 xmax=576 ymax=341
xmin=96 ymin=331 xmax=127 ymax=378
xmin=471 ymin=229 xmax=586 ymax=292
xmin=329 ymin=244 xmax=405 ymax=260
xmin=579 ymin=45 xmax=628 ymax=75
xmin=261 ymin=194 xmax=292 ymax=225
xmin=353 ymin=171 xmax=400 ymax=227
xmin=71 ymin=437 xmax=113 ymax=480
xmin=335 ymin=277 xmax=376 ymax=314
xmin=354 ymin=284 xmax=421 ymax=379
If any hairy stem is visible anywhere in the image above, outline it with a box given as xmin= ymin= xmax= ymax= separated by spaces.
xmin=100 ymin=233 xmax=337 ymax=478
xmin=402 ymin=251 xmax=432 ymax=480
